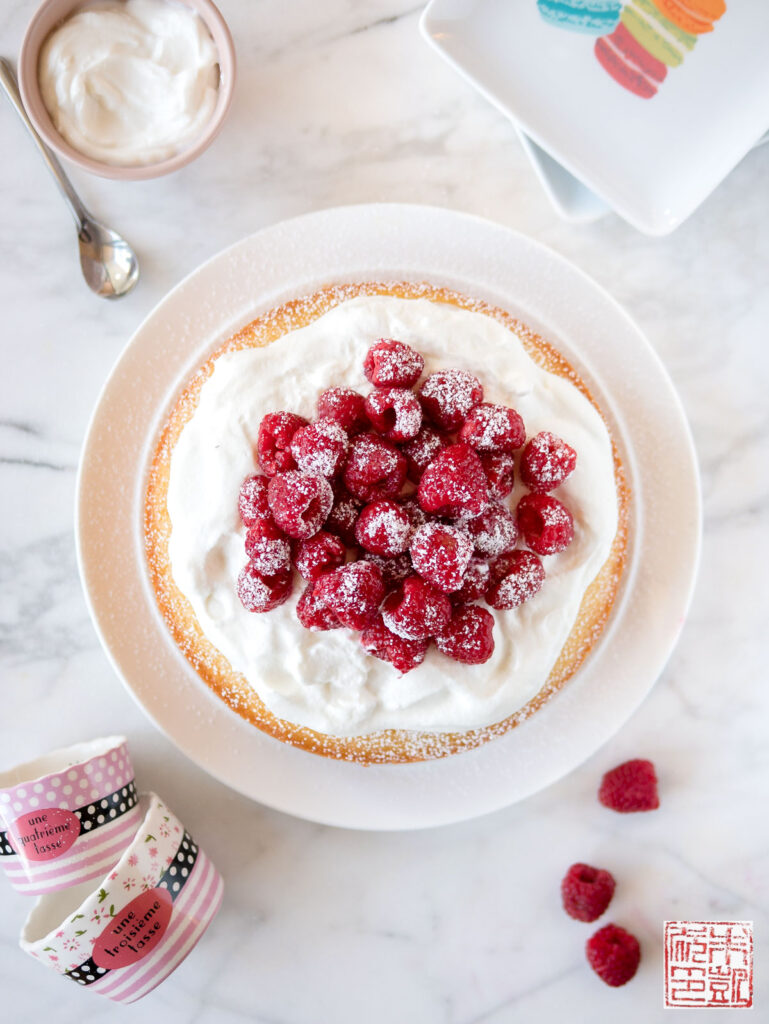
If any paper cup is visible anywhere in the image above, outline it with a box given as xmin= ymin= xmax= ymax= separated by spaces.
xmin=20 ymin=792 xmax=223 ymax=1003
xmin=0 ymin=737 xmax=141 ymax=895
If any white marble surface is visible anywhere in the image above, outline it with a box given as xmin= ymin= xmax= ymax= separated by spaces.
xmin=1 ymin=1 xmax=767 ymax=1020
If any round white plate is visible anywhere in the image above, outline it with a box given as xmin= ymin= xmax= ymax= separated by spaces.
xmin=76 ymin=204 xmax=701 ymax=830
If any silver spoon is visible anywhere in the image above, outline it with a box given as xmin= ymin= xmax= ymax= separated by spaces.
xmin=0 ymin=57 xmax=139 ymax=299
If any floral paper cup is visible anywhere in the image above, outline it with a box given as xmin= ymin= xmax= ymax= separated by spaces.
xmin=20 ymin=793 xmax=223 ymax=1003
xmin=0 ymin=737 xmax=141 ymax=895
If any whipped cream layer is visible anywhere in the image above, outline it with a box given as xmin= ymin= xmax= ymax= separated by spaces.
xmin=166 ymin=295 xmax=618 ymax=736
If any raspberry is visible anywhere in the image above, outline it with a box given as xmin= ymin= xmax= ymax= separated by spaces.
xmin=365 ymin=388 xmax=422 ymax=443
xmin=561 ymin=863 xmax=616 ymax=923
xmin=317 ymin=387 xmax=368 ymax=434
xmin=520 ymin=431 xmax=577 ymax=492
xmin=586 ymin=924 xmax=641 ymax=987
xmin=452 ymin=558 xmax=491 ymax=603
xmin=418 ymin=443 xmax=489 ymax=519
xmin=296 ymin=580 xmax=342 ymax=631
xmin=257 ymin=411 xmax=307 ymax=476
xmin=486 ymin=550 xmax=545 ymax=610
xmin=465 ymin=502 xmax=518 ymax=559
xmin=294 ymin=530 xmax=346 ymax=581
xmin=598 ymin=759 xmax=659 ymax=813
xmin=237 ymin=564 xmax=293 ymax=613
xmin=399 ymin=496 xmax=429 ymax=531
xmin=267 ymin=471 xmax=333 ymax=540
xmin=459 ymin=402 xmax=526 ymax=453
xmin=361 ymin=551 xmax=412 ymax=589
xmin=402 ymin=426 xmax=446 ymax=484
xmin=325 ymin=489 xmax=363 ymax=547
xmin=480 ymin=452 xmax=515 ymax=500
xmin=436 ymin=605 xmax=495 ymax=664
xmin=418 ymin=369 xmax=483 ymax=432
xmin=360 ymin=618 xmax=428 ymax=674
xmin=343 ymin=433 xmax=407 ymax=503
xmin=410 ymin=522 xmax=473 ymax=593
xmin=289 ymin=419 xmax=348 ymax=477
xmin=517 ymin=493 xmax=574 ymax=556
xmin=363 ymin=339 xmax=424 ymax=388
xmin=238 ymin=474 xmax=271 ymax=527
xmin=244 ymin=519 xmax=292 ymax=575
xmin=354 ymin=500 xmax=412 ymax=556
xmin=381 ymin=575 xmax=452 ymax=640
xmin=314 ymin=561 xmax=385 ymax=630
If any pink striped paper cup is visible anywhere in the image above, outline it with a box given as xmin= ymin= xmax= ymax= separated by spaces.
xmin=0 ymin=737 xmax=141 ymax=895
xmin=20 ymin=792 xmax=223 ymax=1003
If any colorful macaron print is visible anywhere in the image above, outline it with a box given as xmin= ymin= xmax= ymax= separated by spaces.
xmin=536 ymin=0 xmax=622 ymax=34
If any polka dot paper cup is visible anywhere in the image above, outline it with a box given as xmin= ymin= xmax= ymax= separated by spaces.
xmin=20 ymin=792 xmax=223 ymax=1004
xmin=0 ymin=737 xmax=140 ymax=895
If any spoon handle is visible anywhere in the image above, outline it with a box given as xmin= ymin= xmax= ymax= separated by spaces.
xmin=0 ymin=57 xmax=88 ymax=228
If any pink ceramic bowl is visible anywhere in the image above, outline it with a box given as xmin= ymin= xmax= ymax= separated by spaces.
xmin=18 ymin=0 xmax=236 ymax=181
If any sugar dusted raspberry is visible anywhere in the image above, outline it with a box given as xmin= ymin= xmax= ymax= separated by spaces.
xmin=436 ymin=605 xmax=495 ymax=664
xmin=399 ymin=496 xmax=429 ymax=531
xmin=418 ymin=369 xmax=483 ymax=432
xmin=363 ymin=339 xmax=424 ymax=388
xmin=314 ymin=560 xmax=385 ymax=630
xmin=561 ymin=863 xmax=616 ymax=923
xmin=294 ymin=530 xmax=346 ymax=581
xmin=360 ymin=618 xmax=428 ymax=673
xmin=382 ymin=575 xmax=452 ymax=640
xmin=257 ymin=411 xmax=307 ymax=476
xmin=521 ymin=431 xmax=577 ymax=492
xmin=418 ymin=443 xmax=489 ymax=519
xmin=325 ymin=489 xmax=363 ymax=547
xmin=365 ymin=388 xmax=422 ymax=443
xmin=267 ymin=471 xmax=333 ymax=540
xmin=244 ymin=519 xmax=292 ymax=575
xmin=238 ymin=474 xmax=271 ymax=527
xmin=486 ymin=550 xmax=545 ymax=610
xmin=289 ymin=418 xmax=348 ymax=477
xmin=317 ymin=387 xmax=368 ymax=434
xmin=517 ymin=493 xmax=574 ymax=556
xmin=361 ymin=551 xmax=412 ymax=589
xmin=343 ymin=433 xmax=407 ymax=503
xmin=452 ymin=558 xmax=491 ymax=604
xmin=598 ymin=760 xmax=659 ymax=813
xmin=402 ymin=426 xmax=446 ymax=484
xmin=296 ymin=580 xmax=342 ymax=631
xmin=237 ymin=564 xmax=293 ymax=613
xmin=354 ymin=500 xmax=412 ymax=556
xmin=586 ymin=924 xmax=641 ymax=987
xmin=410 ymin=522 xmax=473 ymax=593
xmin=480 ymin=451 xmax=515 ymax=500
xmin=459 ymin=402 xmax=526 ymax=454
xmin=465 ymin=502 xmax=518 ymax=559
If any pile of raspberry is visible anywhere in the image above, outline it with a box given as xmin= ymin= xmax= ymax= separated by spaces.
xmin=236 ymin=338 xmax=577 ymax=672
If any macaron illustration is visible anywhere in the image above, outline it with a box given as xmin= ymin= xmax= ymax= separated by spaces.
xmin=653 ymin=0 xmax=726 ymax=34
xmin=536 ymin=0 xmax=622 ymax=34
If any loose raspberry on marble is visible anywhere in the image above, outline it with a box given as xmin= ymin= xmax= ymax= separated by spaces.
xmin=325 ymin=489 xmax=363 ymax=547
xmin=365 ymin=388 xmax=422 ymax=443
xmin=354 ymin=500 xmax=412 ymax=556
xmin=418 ymin=368 xmax=483 ymax=432
xmin=452 ymin=558 xmax=491 ymax=604
xmin=418 ymin=443 xmax=489 ymax=519
xmin=343 ymin=433 xmax=407 ymax=503
xmin=317 ymin=387 xmax=369 ymax=434
xmin=381 ymin=575 xmax=452 ymax=640
xmin=465 ymin=502 xmax=518 ymax=559
xmin=238 ymin=473 xmax=271 ymax=527
xmin=480 ymin=451 xmax=515 ymax=500
xmin=361 ymin=551 xmax=413 ymax=589
xmin=295 ymin=580 xmax=343 ymax=631
xmin=363 ymin=339 xmax=425 ymax=388
xmin=267 ymin=471 xmax=333 ymax=540
xmin=561 ymin=863 xmax=616 ymax=923
xmin=360 ymin=618 xmax=429 ymax=674
xmin=486 ymin=550 xmax=545 ymax=610
xmin=517 ymin=493 xmax=574 ymax=556
xmin=436 ymin=604 xmax=495 ymax=664
xmin=257 ymin=411 xmax=307 ymax=476
xmin=314 ymin=560 xmax=385 ymax=631
xmin=598 ymin=760 xmax=659 ymax=813
xmin=237 ymin=564 xmax=293 ymax=613
xmin=289 ymin=418 xmax=348 ymax=477
xmin=410 ymin=522 xmax=474 ymax=593
xmin=402 ymin=425 xmax=446 ymax=484
xmin=586 ymin=924 xmax=641 ymax=988
xmin=244 ymin=518 xmax=292 ymax=576
xmin=520 ymin=431 xmax=577 ymax=493
xmin=459 ymin=402 xmax=526 ymax=454
xmin=294 ymin=530 xmax=347 ymax=582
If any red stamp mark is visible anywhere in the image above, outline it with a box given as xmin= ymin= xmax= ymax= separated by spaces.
xmin=664 ymin=921 xmax=753 ymax=1008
